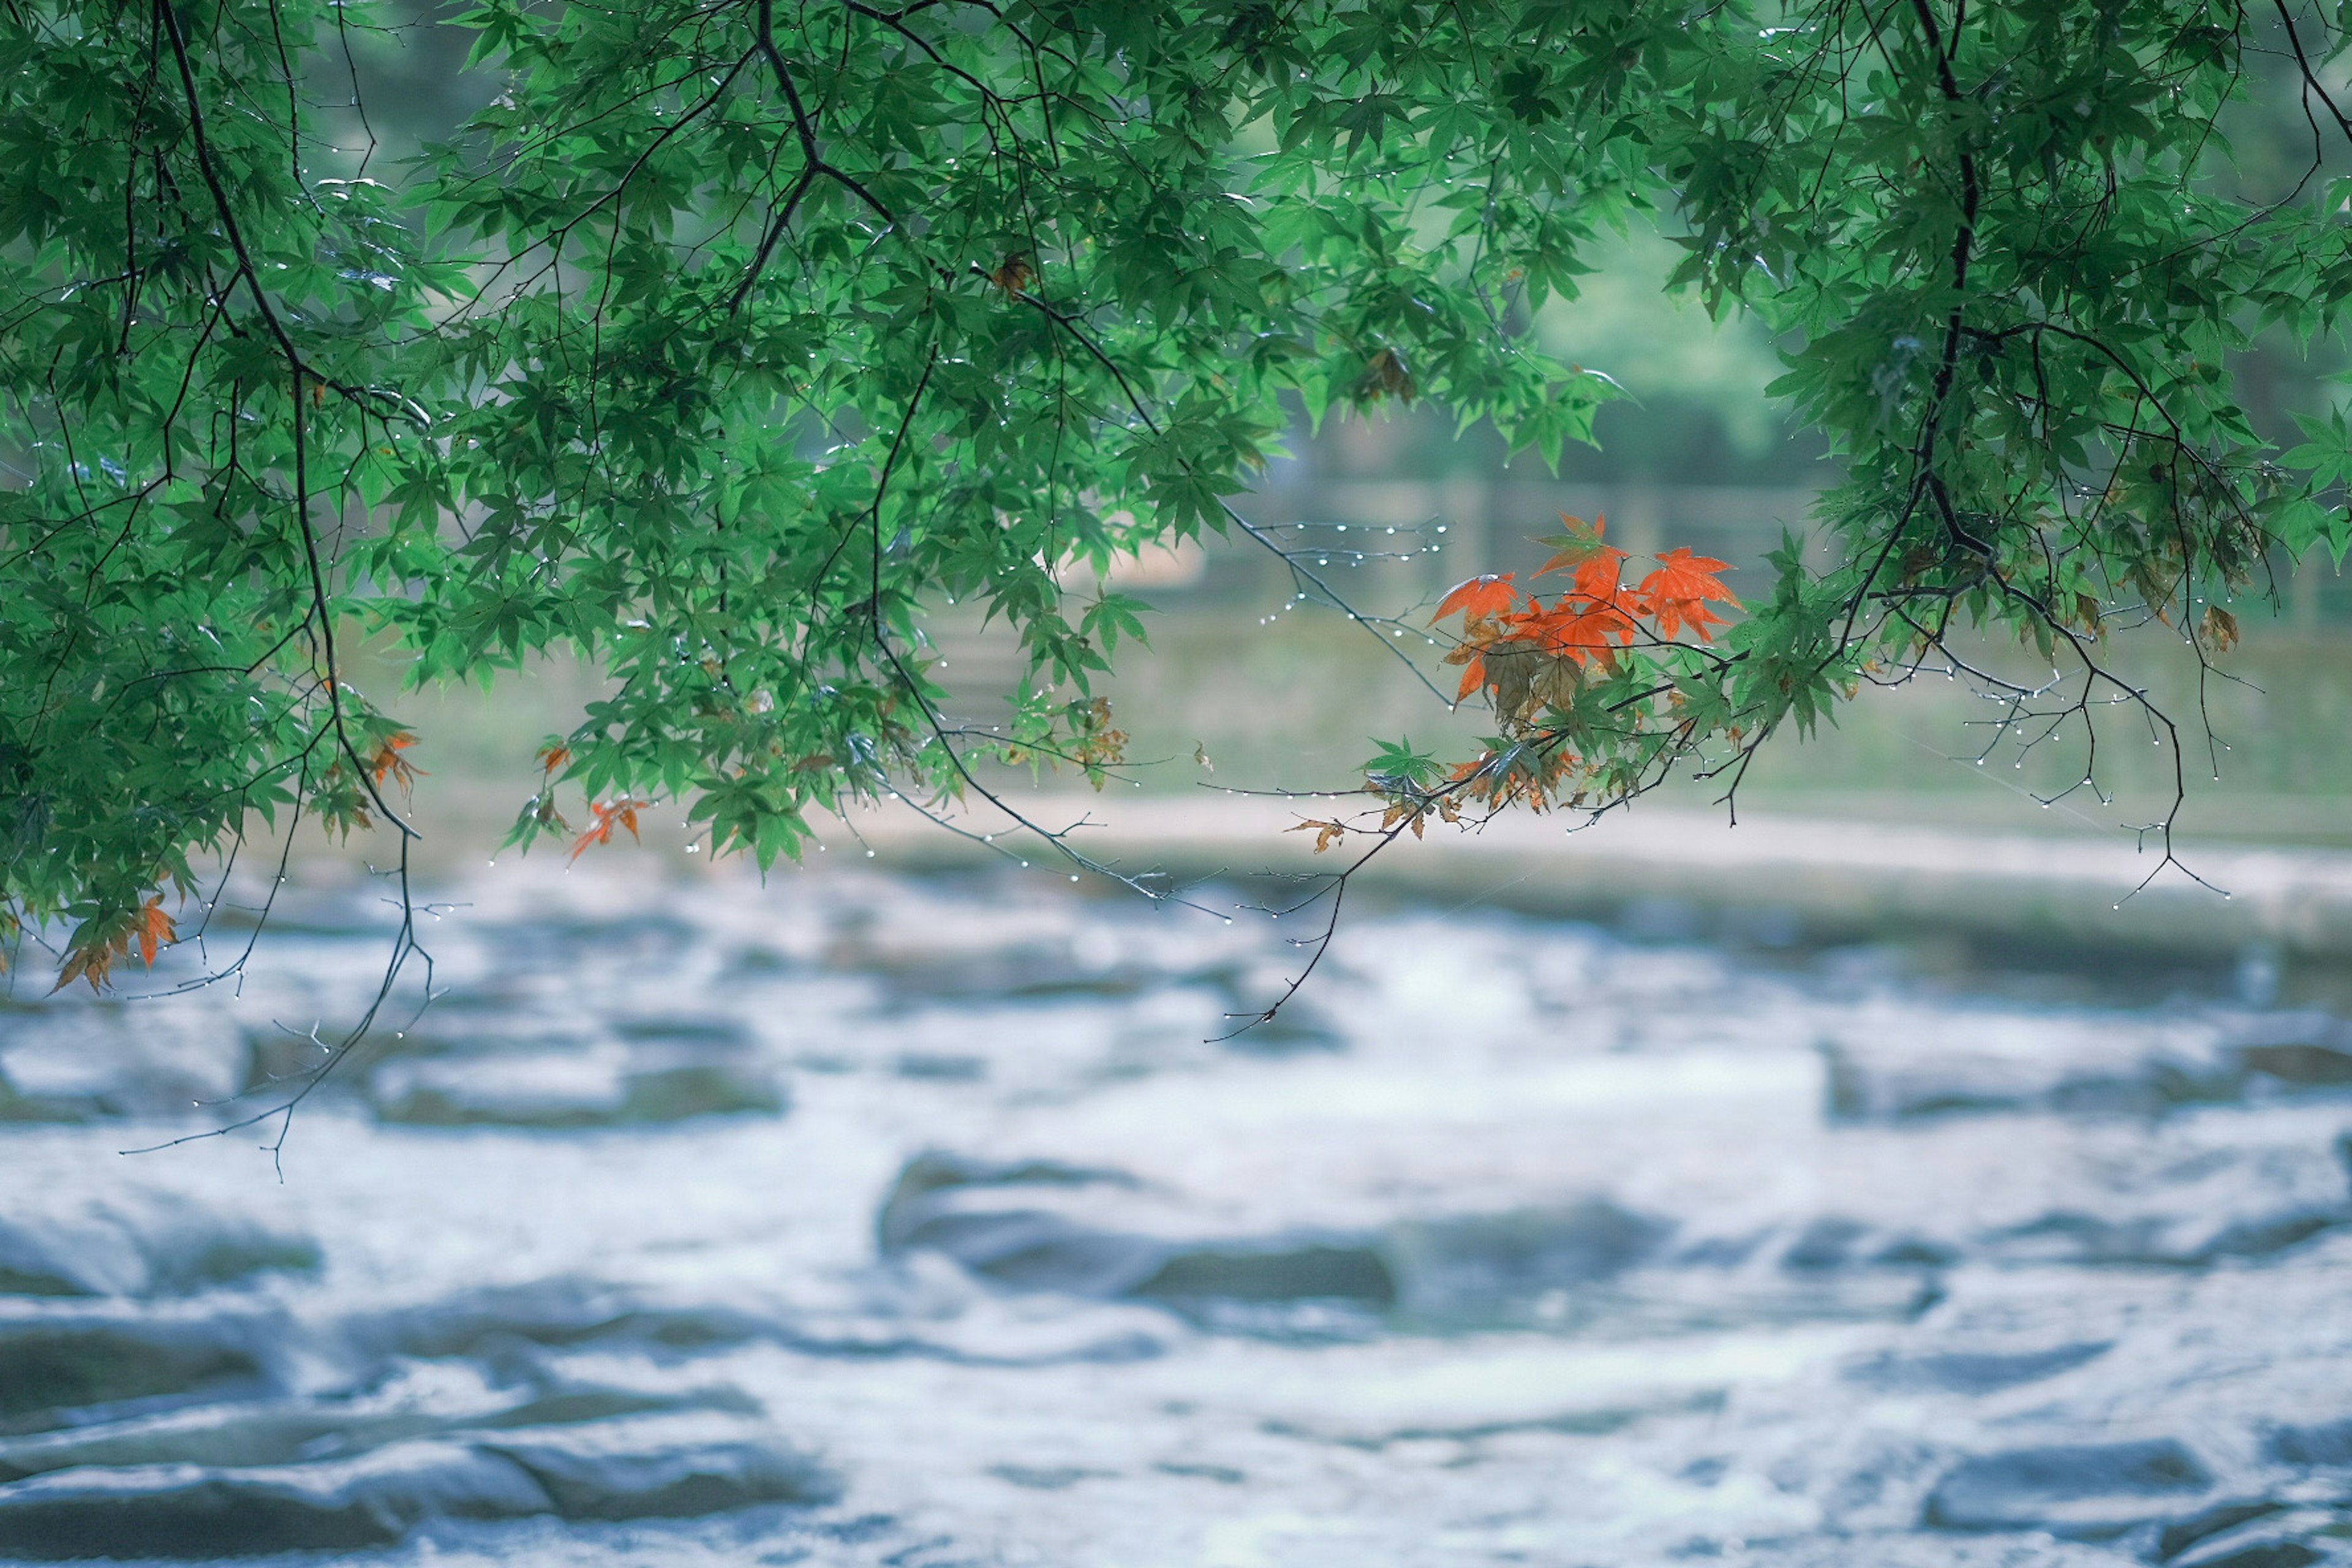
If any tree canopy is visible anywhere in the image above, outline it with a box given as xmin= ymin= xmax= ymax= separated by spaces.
xmin=4 ymin=0 xmax=2351 ymax=990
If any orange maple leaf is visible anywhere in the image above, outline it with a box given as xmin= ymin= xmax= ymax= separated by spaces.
xmin=1515 ymin=552 xmax=1640 ymax=664
xmin=1452 ymin=653 xmax=1488 ymax=700
xmin=53 ymin=946 xmax=109 ymax=993
xmin=1526 ymin=603 xmax=1636 ymax=664
xmin=1431 ymin=573 xmax=1518 ymax=623
xmin=1287 ymin=818 xmax=1348 ymax=853
xmin=1635 ymin=547 xmax=1738 ymax=640
xmin=1567 ymin=551 xmax=1630 ymax=606
xmin=137 ymin=896 xmax=176 ymax=968
xmin=569 ymin=797 xmax=649 ymax=862
xmin=52 ymin=894 xmax=176 ymax=993
xmin=369 ymin=731 xmax=424 ymax=794
xmin=1651 ymin=595 xmax=1733 ymax=641
xmin=536 ymin=741 xmax=571 ymax=775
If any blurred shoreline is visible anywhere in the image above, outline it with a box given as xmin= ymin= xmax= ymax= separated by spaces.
xmin=812 ymin=791 xmax=2352 ymax=970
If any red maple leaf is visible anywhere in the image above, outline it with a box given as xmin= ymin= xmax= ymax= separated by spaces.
xmin=137 ymin=896 xmax=176 ymax=968
xmin=1635 ymin=547 xmax=1738 ymax=640
xmin=1431 ymin=573 xmax=1518 ymax=623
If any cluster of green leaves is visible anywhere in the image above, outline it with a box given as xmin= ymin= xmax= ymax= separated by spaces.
xmin=1357 ymin=0 xmax=2352 ymax=848
xmin=0 ymin=0 xmax=461 ymax=982
xmin=2 ymin=0 xmax=2349 ymax=984
xmin=379 ymin=0 xmax=1643 ymax=878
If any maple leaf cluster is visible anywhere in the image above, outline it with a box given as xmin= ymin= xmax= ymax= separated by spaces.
xmin=369 ymin=731 xmax=424 ymax=795
xmin=570 ymin=797 xmax=652 ymax=862
xmin=1333 ymin=516 xmax=1749 ymax=831
xmin=1434 ymin=517 xmax=1737 ymax=715
xmin=314 ymin=725 xmax=427 ymax=843
xmin=53 ymin=895 xmax=177 ymax=993
xmin=1068 ymin=696 xmax=1129 ymax=788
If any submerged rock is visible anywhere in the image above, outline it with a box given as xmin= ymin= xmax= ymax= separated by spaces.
xmin=878 ymin=1152 xmax=1389 ymax=1309
xmin=2151 ymin=1500 xmax=2350 ymax=1568
xmin=0 ymin=1440 xmax=551 ymax=1558
xmin=1987 ymin=1203 xmax=2348 ymax=1270
xmin=1129 ymin=1244 xmax=1393 ymax=1306
xmin=875 ymin=1152 xmax=1139 ymax=1277
xmin=2227 ymin=1012 xmax=2352 ymax=1091
xmin=0 ymin=1004 xmax=249 ymax=1120
xmin=0 ymin=1418 xmax=832 ymax=1558
xmin=1845 ymin=1341 xmax=2111 ymax=1395
xmin=0 ymin=1070 xmax=84 ymax=1126
xmin=370 ymin=1050 xmax=783 ymax=1128
xmin=2240 ymin=1044 xmax=2352 ymax=1089
xmin=0 ymin=1375 xmax=758 ymax=1483
xmin=475 ymin=1415 xmax=839 ymax=1519
xmin=1385 ymin=1202 xmax=1667 ymax=1318
xmin=1923 ymin=1439 xmax=2214 ymax=1539
xmin=878 ymin=1155 xmax=1711 ymax=1332
xmin=0 ymin=1406 xmax=449 ymax=1484
xmin=0 ymin=1318 xmax=273 ymax=1434
xmin=2266 ymin=1418 xmax=2352 ymax=1468
xmin=0 ymin=1191 xmax=317 ymax=1298
xmin=895 ymin=1207 xmax=1168 ymax=1296
xmin=876 ymin=1152 xmax=1134 ymax=1245
xmin=2159 ymin=1501 xmax=2295 ymax=1563
xmin=1822 ymin=1011 xmax=2237 ymax=1120
xmin=350 ymin=1278 xmax=774 ymax=1362
xmin=2174 ymin=1541 xmax=2324 ymax=1568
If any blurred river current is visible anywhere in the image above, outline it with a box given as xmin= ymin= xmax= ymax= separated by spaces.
xmin=4 ymin=861 xmax=2352 ymax=1567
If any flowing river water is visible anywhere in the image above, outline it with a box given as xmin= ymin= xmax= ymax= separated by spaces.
xmin=2 ymin=858 xmax=2351 ymax=1567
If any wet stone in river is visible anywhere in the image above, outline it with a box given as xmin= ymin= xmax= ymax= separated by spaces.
xmin=1922 ymin=1439 xmax=2216 ymax=1539
xmin=0 ymin=1441 xmax=556 ymax=1559
xmin=369 ymin=1050 xmax=785 ymax=1128
xmin=0 ymin=1188 xmax=317 ymax=1298
xmin=0 ymin=1316 xmax=277 ymax=1434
